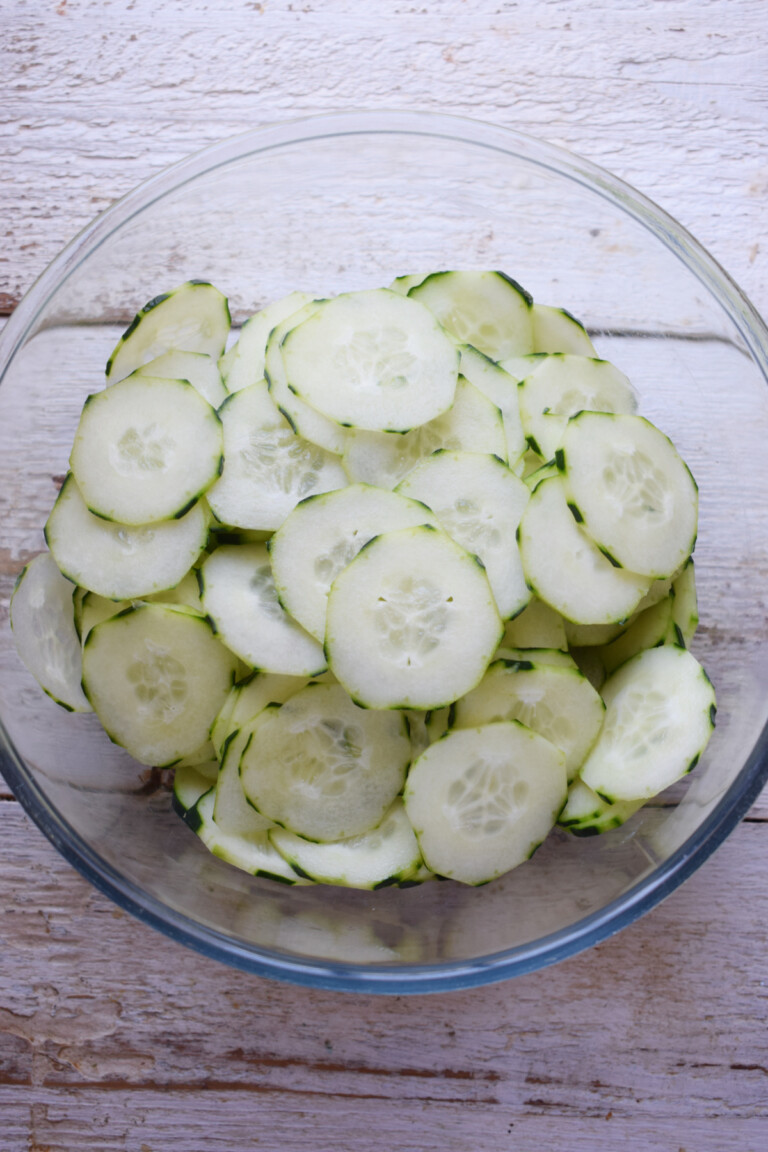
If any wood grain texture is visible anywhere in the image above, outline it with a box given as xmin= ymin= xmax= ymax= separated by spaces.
xmin=0 ymin=801 xmax=767 ymax=1150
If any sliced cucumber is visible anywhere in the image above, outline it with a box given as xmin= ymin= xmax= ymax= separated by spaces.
xmin=518 ymin=354 xmax=637 ymax=460
xmin=557 ymin=779 xmax=643 ymax=835
xmin=559 ymin=412 xmax=698 ymax=578
xmin=223 ymin=291 xmax=316 ymax=394
xmin=396 ymin=450 xmax=531 ymax=620
xmin=409 ymin=271 xmax=534 ymax=360
xmin=458 ymin=345 xmax=527 ymax=467
xmin=173 ymin=766 xmax=217 ymax=824
xmin=531 ymin=304 xmax=597 ymax=355
xmin=270 ymin=800 xmax=421 ymax=890
xmin=193 ymin=789 xmax=309 ymax=884
xmin=600 ymin=594 xmax=674 ymax=675
xmin=325 ymin=525 xmax=503 ymax=710
xmin=580 ymin=646 xmax=716 ymax=802
xmin=388 ymin=272 xmax=430 ymax=295
xmin=341 ymin=376 xmax=507 ymax=489
xmin=563 ymin=619 xmax=627 ymax=648
xmin=239 ymin=682 xmax=411 ymax=842
xmin=10 ymin=552 xmax=92 ymax=712
xmin=200 ymin=543 xmax=326 ymax=675
xmin=210 ymin=670 xmax=310 ymax=757
xmin=46 ymin=474 xmax=209 ymax=601
xmin=672 ymin=558 xmax=698 ymax=645
xmin=404 ymin=722 xmax=566 ymax=885
xmin=281 ymin=289 xmax=459 ymax=432
xmin=206 ymin=380 xmax=347 ymax=530
xmin=135 ymin=350 xmax=226 ymax=408
xmin=269 ymin=483 xmax=438 ymax=642
xmin=213 ymin=725 xmax=273 ymax=836
xmin=82 ymin=603 xmax=238 ymax=766
xmin=518 ymin=476 xmax=651 ymax=624
xmin=106 ymin=281 xmax=230 ymax=383
xmin=264 ymin=301 xmax=350 ymax=455
xmin=70 ymin=375 xmax=223 ymax=525
xmin=502 ymin=597 xmax=568 ymax=651
xmin=453 ymin=660 xmax=605 ymax=780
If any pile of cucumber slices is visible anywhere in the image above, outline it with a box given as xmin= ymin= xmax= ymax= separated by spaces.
xmin=11 ymin=270 xmax=716 ymax=889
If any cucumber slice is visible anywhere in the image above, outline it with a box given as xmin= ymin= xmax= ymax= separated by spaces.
xmin=206 ymin=380 xmax=347 ymax=530
xmin=200 ymin=543 xmax=326 ymax=675
xmin=403 ymin=722 xmax=566 ymax=885
xmin=341 ymin=376 xmax=507 ymax=489
xmin=223 ymin=291 xmax=316 ymax=394
xmin=106 ymin=281 xmax=230 ymax=383
xmin=518 ymin=476 xmax=651 ymax=625
xmin=453 ymin=660 xmax=604 ymax=781
xmin=518 ymin=354 xmax=637 ymax=460
xmin=531 ymin=305 xmax=597 ymax=356
xmin=79 ymin=592 xmax=133 ymax=642
xmin=173 ymin=766 xmax=217 ymax=824
xmin=46 ymin=474 xmax=209 ymax=600
xmin=269 ymin=484 xmax=439 ymax=642
xmin=73 ymin=586 xmax=87 ymax=640
xmin=502 ymin=597 xmax=568 ymax=651
xmin=580 ymin=646 xmax=716 ymax=802
xmin=70 ymin=375 xmax=223 ymax=525
xmin=270 ymin=800 xmax=421 ymax=890
xmin=82 ymin=603 xmax=238 ymax=766
xmin=559 ymin=412 xmax=698 ymax=578
xmin=135 ymin=350 xmax=226 ymax=408
xmin=193 ymin=789 xmax=309 ymax=884
xmin=563 ymin=619 xmax=627 ymax=648
xmin=671 ymin=558 xmax=698 ymax=645
xmin=409 ymin=271 xmax=534 ymax=360
xmin=557 ymin=779 xmax=643 ymax=835
xmin=281 ymin=289 xmax=459 ymax=432
xmin=457 ymin=345 xmax=527 ymax=467
xmin=396 ymin=450 xmax=531 ymax=620
xmin=388 ymin=273 xmax=430 ymax=295
xmin=210 ymin=670 xmax=311 ymax=757
xmin=240 ymin=682 xmax=411 ymax=842
xmin=264 ymin=302 xmax=350 ymax=455
xmin=325 ymin=525 xmax=503 ymax=710
xmin=10 ymin=552 xmax=92 ymax=712
xmin=213 ymin=726 xmax=273 ymax=837
xmin=600 ymin=594 xmax=674 ymax=675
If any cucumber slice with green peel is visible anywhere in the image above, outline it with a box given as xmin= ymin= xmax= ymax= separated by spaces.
xmin=559 ymin=412 xmax=699 ymax=579
xmin=135 ymin=350 xmax=226 ymax=408
xmin=452 ymin=660 xmax=604 ymax=781
xmin=106 ymin=281 xmax=230 ymax=383
xmin=147 ymin=569 xmax=204 ymax=614
xmin=206 ymin=381 xmax=347 ymax=530
xmin=396 ymin=450 xmax=531 ymax=620
xmin=264 ymin=302 xmax=350 ymax=455
xmin=409 ymin=271 xmax=534 ymax=360
xmin=200 ymin=543 xmax=326 ymax=675
xmin=531 ymin=305 xmax=597 ymax=356
xmin=79 ymin=592 xmax=134 ymax=641
xmin=73 ymin=585 xmax=87 ymax=641
xmin=518 ymin=477 xmax=651 ymax=625
xmin=671 ymin=558 xmax=698 ymax=645
xmin=524 ymin=459 xmax=560 ymax=491
xmin=600 ymin=595 xmax=674 ymax=676
xmin=173 ymin=766 xmax=217 ymax=824
xmin=634 ymin=574 xmax=675 ymax=614
xmin=269 ymin=799 xmax=422 ymax=890
xmin=171 ymin=743 xmax=218 ymax=771
xmin=70 ymin=375 xmax=223 ymax=525
xmin=46 ymin=474 xmax=210 ymax=601
xmin=518 ymin=354 xmax=637 ymax=461
xmin=269 ymin=484 xmax=439 ymax=643
xmin=239 ymin=682 xmax=411 ymax=842
xmin=192 ymin=789 xmax=310 ymax=884
xmin=494 ymin=647 xmax=576 ymax=669
xmin=10 ymin=552 xmax=92 ymax=713
xmin=388 ymin=272 xmax=430 ymax=296
xmin=502 ymin=597 xmax=568 ymax=651
xmin=213 ymin=726 xmax=274 ymax=837
xmin=564 ymin=619 xmax=627 ymax=649
xmin=82 ymin=603 xmax=238 ymax=766
xmin=341 ymin=376 xmax=507 ymax=490
xmin=580 ymin=646 xmax=716 ymax=802
xmin=281 ymin=289 xmax=459 ymax=432
xmin=223 ymin=291 xmax=316 ymax=394
xmin=325 ymin=525 xmax=503 ymax=711
xmin=211 ymin=670 xmax=313 ymax=757
xmin=403 ymin=722 xmax=567 ymax=886
xmin=458 ymin=345 xmax=527 ymax=467
xmin=557 ymin=779 xmax=643 ymax=835
xmin=497 ymin=352 xmax=548 ymax=383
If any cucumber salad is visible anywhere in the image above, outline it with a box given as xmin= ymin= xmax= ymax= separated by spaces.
xmin=11 ymin=271 xmax=716 ymax=888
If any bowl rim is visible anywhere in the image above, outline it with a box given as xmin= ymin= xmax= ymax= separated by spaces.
xmin=2 ymin=108 xmax=768 ymax=993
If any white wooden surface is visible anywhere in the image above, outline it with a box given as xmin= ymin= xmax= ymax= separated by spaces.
xmin=1 ymin=2 xmax=768 ymax=1149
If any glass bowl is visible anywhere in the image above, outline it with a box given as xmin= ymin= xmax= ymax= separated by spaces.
xmin=1 ymin=111 xmax=767 ymax=994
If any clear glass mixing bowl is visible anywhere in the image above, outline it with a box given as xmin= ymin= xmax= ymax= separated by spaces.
xmin=1 ymin=111 xmax=767 ymax=993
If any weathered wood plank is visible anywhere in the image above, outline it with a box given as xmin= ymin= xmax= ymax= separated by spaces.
xmin=0 ymin=800 xmax=766 ymax=1135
